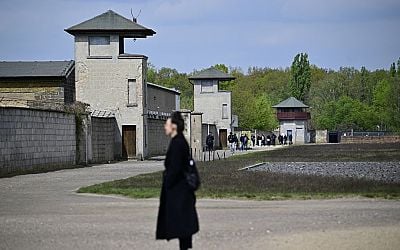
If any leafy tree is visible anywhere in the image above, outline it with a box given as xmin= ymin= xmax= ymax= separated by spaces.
xmin=212 ymin=64 xmax=229 ymax=73
xmin=289 ymin=53 xmax=311 ymax=101
xmin=390 ymin=62 xmax=396 ymax=77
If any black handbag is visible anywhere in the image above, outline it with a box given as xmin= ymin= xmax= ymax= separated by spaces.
xmin=185 ymin=157 xmax=201 ymax=191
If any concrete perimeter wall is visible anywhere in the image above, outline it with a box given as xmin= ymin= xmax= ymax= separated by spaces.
xmin=0 ymin=107 xmax=76 ymax=176
xmin=91 ymin=117 xmax=116 ymax=162
xmin=0 ymin=107 xmax=116 ymax=177
xmin=341 ymin=135 xmax=400 ymax=144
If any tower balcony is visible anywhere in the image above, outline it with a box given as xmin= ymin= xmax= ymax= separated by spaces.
xmin=276 ymin=112 xmax=310 ymax=120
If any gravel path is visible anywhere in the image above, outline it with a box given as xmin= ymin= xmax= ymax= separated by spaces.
xmin=249 ymin=162 xmax=400 ymax=183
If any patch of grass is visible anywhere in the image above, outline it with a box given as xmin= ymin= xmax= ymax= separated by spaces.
xmin=78 ymin=143 xmax=400 ymax=200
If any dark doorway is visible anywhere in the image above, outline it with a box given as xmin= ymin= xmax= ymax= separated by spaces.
xmin=122 ymin=125 xmax=136 ymax=159
xmin=219 ymin=129 xmax=227 ymax=149
xmin=328 ymin=131 xmax=340 ymax=143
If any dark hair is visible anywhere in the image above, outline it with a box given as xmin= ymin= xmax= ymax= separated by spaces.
xmin=170 ymin=111 xmax=184 ymax=133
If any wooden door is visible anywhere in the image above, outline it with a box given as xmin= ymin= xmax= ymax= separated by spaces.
xmin=122 ymin=125 xmax=136 ymax=159
xmin=219 ymin=129 xmax=228 ymax=149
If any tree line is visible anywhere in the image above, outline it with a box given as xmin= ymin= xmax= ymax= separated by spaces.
xmin=147 ymin=55 xmax=400 ymax=132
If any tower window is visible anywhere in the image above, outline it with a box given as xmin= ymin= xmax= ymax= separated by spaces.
xmin=127 ymin=79 xmax=137 ymax=106
xmin=89 ymin=36 xmax=110 ymax=45
xmin=88 ymin=36 xmax=111 ymax=57
xmin=222 ymin=104 xmax=228 ymax=119
xmin=201 ymin=80 xmax=214 ymax=93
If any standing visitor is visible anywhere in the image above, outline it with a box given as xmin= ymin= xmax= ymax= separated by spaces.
xmin=271 ymin=133 xmax=276 ymax=146
xmin=261 ymin=134 xmax=266 ymax=146
xmin=156 ymin=112 xmax=200 ymax=250
xmin=266 ymin=135 xmax=271 ymax=146
xmin=206 ymin=132 xmax=214 ymax=151
xmin=228 ymin=132 xmax=236 ymax=154
xmin=284 ymin=134 xmax=288 ymax=145
xmin=288 ymin=134 xmax=293 ymax=145
xmin=251 ymin=134 xmax=256 ymax=148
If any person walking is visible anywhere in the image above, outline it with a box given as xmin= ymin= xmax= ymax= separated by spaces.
xmin=228 ymin=132 xmax=236 ymax=154
xmin=283 ymin=134 xmax=288 ymax=145
xmin=271 ymin=133 xmax=276 ymax=146
xmin=156 ymin=112 xmax=199 ymax=250
xmin=206 ymin=132 xmax=214 ymax=151
xmin=288 ymin=134 xmax=293 ymax=145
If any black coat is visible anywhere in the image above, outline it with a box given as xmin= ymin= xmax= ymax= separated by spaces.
xmin=156 ymin=133 xmax=199 ymax=240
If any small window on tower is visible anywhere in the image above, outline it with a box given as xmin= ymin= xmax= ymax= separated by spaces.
xmin=222 ymin=104 xmax=228 ymax=119
xmin=201 ymin=80 xmax=214 ymax=93
xmin=88 ymin=36 xmax=111 ymax=57
xmin=127 ymin=79 xmax=137 ymax=107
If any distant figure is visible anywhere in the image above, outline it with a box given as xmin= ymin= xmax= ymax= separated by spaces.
xmin=271 ymin=133 xmax=276 ymax=146
xmin=251 ymin=135 xmax=256 ymax=147
xmin=234 ymin=134 xmax=239 ymax=150
xmin=244 ymin=134 xmax=249 ymax=150
xmin=288 ymin=134 xmax=293 ymax=145
xmin=239 ymin=134 xmax=245 ymax=151
xmin=261 ymin=134 xmax=266 ymax=146
xmin=266 ymin=135 xmax=271 ymax=146
xmin=278 ymin=134 xmax=282 ymax=145
xmin=257 ymin=135 xmax=262 ymax=146
xmin=206 ymin=132 xmax=214 ymax=151
xmin=156 ymin=112 xmax=199 ymax=250
xmin=228 ymin=132 xmax=236 ymax=154
xmin=284 ymin=135 xmax=288 ymax=145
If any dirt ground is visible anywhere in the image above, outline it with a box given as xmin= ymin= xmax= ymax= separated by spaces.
xmin=1 ymin=160 xmax=399 ymax=250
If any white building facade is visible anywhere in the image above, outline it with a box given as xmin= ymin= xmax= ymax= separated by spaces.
xmin=189 ymin=68 xmax=235 ymax=149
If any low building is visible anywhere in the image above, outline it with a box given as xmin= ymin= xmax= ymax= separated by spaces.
xmin=272 ymin=97 xmax=311 ymax=144
xmin=189 ymin=68 xmax=235 ymax=149
xmin=146 ymin=82 xmax=180 ymax=156
xmin=0 ymin=61 xmax=75 ymax=109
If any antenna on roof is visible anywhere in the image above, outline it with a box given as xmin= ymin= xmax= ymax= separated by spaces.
xmin=130 ymin=8 xmax=141 ymax=23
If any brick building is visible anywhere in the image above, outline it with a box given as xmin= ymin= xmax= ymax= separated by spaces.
xmin=0 ymin=61 xmax=75 ymax=109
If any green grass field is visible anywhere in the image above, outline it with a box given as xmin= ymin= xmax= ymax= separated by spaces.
xmin=78 ymin=143 xmax=400 ymax=200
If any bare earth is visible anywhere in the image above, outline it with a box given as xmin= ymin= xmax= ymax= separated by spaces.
xmin=0 ymin=161 xmax=399 ymax=250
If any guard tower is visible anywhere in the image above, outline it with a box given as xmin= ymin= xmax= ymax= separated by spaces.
xmin=65 ymin=10 xmax=155 ymax=159
xmin=272 ymin=97 xmax=311 ymax=144
xmin=189 ymin=68 xmax=235 ymax=149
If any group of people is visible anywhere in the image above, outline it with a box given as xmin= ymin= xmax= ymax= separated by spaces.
xmin=206 ymin=131 xmax=294 ymax=155
xmin=227 ymin=132 xmax=250 ymax=153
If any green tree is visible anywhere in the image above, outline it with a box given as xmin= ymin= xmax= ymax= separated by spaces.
xmin=290 ymin=53 xmax=311 ymax=101
xmin=390 ymin=62 xmax=396 ymax=77
xmin=212 ymin=64 xmax=229 ymax=73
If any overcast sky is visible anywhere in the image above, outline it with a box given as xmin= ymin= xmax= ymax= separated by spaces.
xmin=0 ymin=0 xmax=399 ymax=73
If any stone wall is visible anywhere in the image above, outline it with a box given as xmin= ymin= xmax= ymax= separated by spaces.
xmin=0 ymin=79 xmax=65 ymax=109
xmin=341 ymin=135 xmax=400 ymax=144
xmin=0 ymin=107 xmax=118 ymax=176
xmin=0 ymin=107 xmax=76 ymax=176
xmin=147 ymin=118 xmax=170 ymax=156
xmin=91 ymin=117 xmax=116 ymax=162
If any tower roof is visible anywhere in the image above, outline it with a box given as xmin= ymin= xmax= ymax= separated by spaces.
xmin=65 ymin=10 xmax=155 ymax=38
xmin=188 ymin=68 xmax=235 ymax=81
xmin=272 ymin=97 xmax=309 ymax=108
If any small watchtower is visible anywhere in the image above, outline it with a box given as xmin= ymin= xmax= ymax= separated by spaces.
xmin=189 ymin=68 xmax=235 ymax=148
xmin=272 ymin=97 xmax=311 ymax=144
xmin=65 ymin=10 xmax=155 ymax=159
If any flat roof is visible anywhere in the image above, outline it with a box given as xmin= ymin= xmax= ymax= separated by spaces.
xmin=147 ymin=82 xmax=180 ymax=95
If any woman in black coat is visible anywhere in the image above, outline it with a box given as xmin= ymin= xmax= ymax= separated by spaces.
xmin=156 ymin=112 xmax=199 ymax=250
